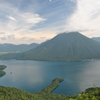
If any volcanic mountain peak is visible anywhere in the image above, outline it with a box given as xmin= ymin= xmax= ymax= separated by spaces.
xmin=17 ymin=31 xmax=100 ymax=61
xmin=1 ymin=32 xmax=100 ymax=61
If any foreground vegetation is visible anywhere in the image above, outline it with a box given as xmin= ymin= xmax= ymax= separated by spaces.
xmin=0 ymin=78 xmax=100 ymax=100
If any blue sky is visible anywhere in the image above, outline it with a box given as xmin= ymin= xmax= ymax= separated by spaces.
xmin=0 ymin=0 xmax=100 ymax=44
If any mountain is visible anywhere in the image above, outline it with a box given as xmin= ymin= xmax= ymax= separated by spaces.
xmin=0 ymin=43 xmax=38 ymax=52
xmin=17 ymin=32 xmax=100 ymax=61
xmin=91 ymin=37 xmax=100 ymax=42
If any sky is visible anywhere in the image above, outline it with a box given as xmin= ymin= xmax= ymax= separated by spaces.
xmin=0 ymin=0 xmax=100 ymax=44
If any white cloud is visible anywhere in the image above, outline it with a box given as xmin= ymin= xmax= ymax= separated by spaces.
xmin=0 ymin=34 xmax=15 ymax=40
xmin=0 ymin=1 xmax=47 ymax=38
xmin=66 ymin=0 xmax=100 ymax=37
xmin=4 ymin=12 xmax=46 ymax=33
xmin=0 ymin=32 xmax=5 ymax=34
xmin=0 ymin=0 xmax=48 ymax=44
xmin=20 ymin=13 xmax=46 ymax=24
xmin=6 ymin=16 xmax=16 ymax=21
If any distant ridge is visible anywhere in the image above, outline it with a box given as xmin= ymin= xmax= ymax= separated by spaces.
xmin=17 ymin=32 xmax=100 ymax=61
xmin=92 ymin=37 xmax=100 ymax=42
xmin=0 ymin=43 xmax=38 ymax=52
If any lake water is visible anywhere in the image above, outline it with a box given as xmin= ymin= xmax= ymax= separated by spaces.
xmin=0 ymin=60 xmax=100 ymax=95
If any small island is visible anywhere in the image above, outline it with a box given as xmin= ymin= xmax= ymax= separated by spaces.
xmin=0 ymin=70 xmax=6 ymax=75
xmin=0 ymin=65 xmax=7 ymax=69
xmin=0 ymin=65 xmax=7 ymax=75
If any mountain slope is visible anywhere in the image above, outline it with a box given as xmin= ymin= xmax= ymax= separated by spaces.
xmin=18 ymin=32 xmax=100 ymax=61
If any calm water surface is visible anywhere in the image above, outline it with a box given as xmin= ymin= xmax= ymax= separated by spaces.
xmin=0 ymin=60 xmax=100 ymax=95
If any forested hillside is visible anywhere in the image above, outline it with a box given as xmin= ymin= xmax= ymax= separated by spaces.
xmin=0 ymin=78 xmax=100 ymax=100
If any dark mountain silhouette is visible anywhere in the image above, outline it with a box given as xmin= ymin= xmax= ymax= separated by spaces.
xmin=17 ymin=32 xmax=100 ymax=61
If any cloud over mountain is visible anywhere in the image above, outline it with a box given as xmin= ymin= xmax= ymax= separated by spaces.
xmin=66 ymin=0 xmax=100 ymax=37
xmin=0 ymin=0 xmax=100 ymax=44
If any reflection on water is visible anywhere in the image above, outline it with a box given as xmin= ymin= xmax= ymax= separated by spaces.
xmin=0 ymin=68 xmax=5 ymax=70
xmin=0 ymin=66 xmax=6 ymax=78
xmin=0 ymin=74 xmax=5 ymax=78
xmin=78 ymin=61 xmax=100 ymax=91
xmin=0 ymin=60 xmax=100 ymax=95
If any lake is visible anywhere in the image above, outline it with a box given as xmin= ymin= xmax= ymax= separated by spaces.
xmin=0 ymin=60 xmax=100 ymax=95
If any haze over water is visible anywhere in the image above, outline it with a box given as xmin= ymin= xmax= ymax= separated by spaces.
xmin=0 ymin=60 xmax=100 ymax=95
